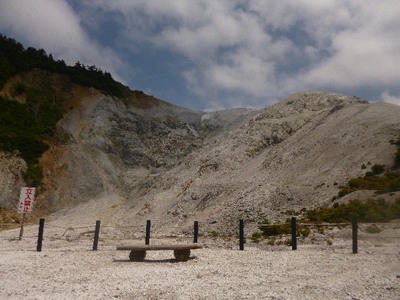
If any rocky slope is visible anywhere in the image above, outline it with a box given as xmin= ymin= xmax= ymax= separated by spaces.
xmin=1 ymin=70 xmax=400 ymax=234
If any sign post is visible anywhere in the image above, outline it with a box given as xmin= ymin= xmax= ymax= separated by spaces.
xmin=17 ymin=187 xmax=36 ymax=240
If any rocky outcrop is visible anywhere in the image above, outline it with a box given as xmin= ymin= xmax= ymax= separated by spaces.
xmin=0 ymin=151 xmax=26 ymax=207
xmin=1 ymin=70 xmax=400 ymax=235
xmin=140 ymin=92 xmax=400 ymax=234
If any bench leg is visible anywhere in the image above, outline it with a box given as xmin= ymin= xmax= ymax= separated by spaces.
xmin=174 ymin=249 xmax=190 ymax=262
xmin=129 ymin=250 xmax=146 ymax=261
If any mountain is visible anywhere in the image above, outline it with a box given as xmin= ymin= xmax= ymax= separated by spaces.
xmin=0 ymin=37 xmax=399 ymax=234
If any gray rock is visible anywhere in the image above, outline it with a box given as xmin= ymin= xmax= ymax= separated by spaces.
xmin=1 ymin=89 xmax=400 ymax=236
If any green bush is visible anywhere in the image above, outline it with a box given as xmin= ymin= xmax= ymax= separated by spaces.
xmin=0 ymin=92 xmax=61 ymax=187
xmin=335 ymin=136 xmax=400 ymax=198
xmin=251 ymin=232 xmax=262 ymax=243
xmin=305 ymin=197 xmax=400 ymax=223
xmin=258 ymin=219 xmax=291 ymax=236
xmin=347 ymin=172 xmax=400 ymax=194
xmin=366 ymin=225 xmax=382 ymax=234
xmin=338 ymin=187 xmax=355 ymax=198
xmin=252 ymin=232 xmax=262 ymax=238
xmin=371 ymin=164 xmax=385 ymax=175
xmin=284 ymin=238 xmax=292 ymax=246
xmin=389 ymin=137 xmax=400 ymax=167
xmin=395 ymin=148 xmax=400 ymax=168
xmin=210 ymin=230 xmax=219 ymax=237
xmin=13 ymin=82 xmax=27 ymax=95
xmin=0 ymin=34 xmax=128 ymax=98
xmin=297 ymin=227 xmax=310 ymax=237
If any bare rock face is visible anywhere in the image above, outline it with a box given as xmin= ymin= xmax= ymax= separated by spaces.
xmin=1 ymin=79 xmax=400 ymax=236
xmin=38 ymin=93 xmax=216 ymax=212
xmin=140 ymin=92 xmax=400 ymax=234
xmin=0 ymin=151 xmax=26 ymax=207
xmin=45 ymin=90 xmax=400 ymax=235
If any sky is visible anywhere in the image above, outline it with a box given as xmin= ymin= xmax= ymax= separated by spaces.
xmin=1 ymin=0 xmax=400 ymax=111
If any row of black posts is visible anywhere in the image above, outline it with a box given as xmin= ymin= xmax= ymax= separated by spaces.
xmin=35 ymin=217 xmax=359 ymax=253
xmin=144 ymin=220 xmax=199 ymax=245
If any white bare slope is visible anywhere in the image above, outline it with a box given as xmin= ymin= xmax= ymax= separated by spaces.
xmin=126 ymin=92 xmax=399 ymax=235
xmin=2 ymin=89 xmax=399 ymax=235
xmin=42 ymin=91 xmax=400 ymax=236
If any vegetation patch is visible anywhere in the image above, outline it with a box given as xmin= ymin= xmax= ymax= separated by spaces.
xmin=390 ymin=137 xmax=400 ymax=168
xmin=258 ymin=218 xmax=310 ymax=237
xmin=284 ymin=238 xmax=292 ymax=246
xmin=0 ymin=89 xmax=62 ymax=186
xmin=346 ymin=171 xmax=400 ymax=194
xmin=334 ymin=137 xmax=400 ymax=198
xmin=210 ymin=230 xmax=219 ymax=237
xmin=305 ymin=197 xmax=400 ymax=223
xmin=251 ymin=232 xmax=262 ymax=243
xmin=366 ymin=224 xmax=382 ymax=234
xmin=258 ymin=219 xmax=291 ymax=236
xmin=0 ymin=34 xmax=128 ymax=97
xmin=0 ymin=34 xmax=135 ymax=187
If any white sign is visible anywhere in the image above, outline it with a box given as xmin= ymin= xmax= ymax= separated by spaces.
xmin=17 ymin=187 xmax=36 ymax=213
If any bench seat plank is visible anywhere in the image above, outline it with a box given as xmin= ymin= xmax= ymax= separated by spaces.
xmin=116 ymin=244 xmax=202 ymax=251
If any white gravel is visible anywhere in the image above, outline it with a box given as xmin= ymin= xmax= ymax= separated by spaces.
xmin=1 ymin=222 xmax=399 ymax=300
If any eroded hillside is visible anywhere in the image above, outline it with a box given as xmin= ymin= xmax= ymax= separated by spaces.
xmin=1 ymin=69 xmax=400 ymax=234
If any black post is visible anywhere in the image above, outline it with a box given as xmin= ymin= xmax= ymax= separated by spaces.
xmin=19 ymin=213 xmax=26 ymax=240
xmin=239 ymin=219 xmax=244 ymax=250
xmin=93 ymin=220 xmax=101 ymax=251
xmin=145 ymin=220 xmax=151 ymax=245
xmin=193 ymin=221 xmax=199 ymax=243
xmin=37 ymin=218 xmax=45 ymax=252
xmin=291 ymin=217 xmax=297 ymax=250
xmin=352 ymin=218 xmax=358 ymax=254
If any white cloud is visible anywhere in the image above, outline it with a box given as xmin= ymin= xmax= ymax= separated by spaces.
xmin=103 ymin=0 xmax=400 ymax=107
xmin=1 ymin=0 xmax=400 ymax=109
xmin=381 ymin=91 xmax=400 ymax=106
xmin=299 ymin=2 xmax=400 ymax=89
xmin=0 ymin=0 xmax=125 ymax=83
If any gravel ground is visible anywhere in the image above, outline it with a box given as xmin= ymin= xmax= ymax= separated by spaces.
xmin=1 ymin=223 xmax=399 ymax=300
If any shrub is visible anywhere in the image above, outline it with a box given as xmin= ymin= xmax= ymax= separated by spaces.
xmin=366 ymin=225 xmax=382 ymax=234
xmin=252 ymin=232 xmax=262 ymax=238
xmin=284 ymin=238 xmax=292 ymax=246
xmin=251 ymin=232 xmax=262 ymax=243
xmin=305 ymin=198 xmax=400 ymax=223
xmin=0 ymin=93 xmax=62 ymax=187
xmin=390 ymin=138 xmax=400 ymax=145
xmin=395 ymin=148 xmax=400 ymax=168
xmin=210 ymin=230 xmax=219 ymax=237
xmin=338 ymin=187 xmax=355 ymax=198
xmin=345 ymin=171 xmax=400 ymax=194
xmin=13 ymin=82 xmax=27 ymax=95
xmin=258 ymin=219 xmax=291 ymax=236
xmin=297 ymin=227 xmax=310 ymax=237
xmin=371 ymin=164 xmax=385 ymax=175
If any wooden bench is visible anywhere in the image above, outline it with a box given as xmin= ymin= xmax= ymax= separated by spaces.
xmin=116 ymin=244 xmax=203 ymax=262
